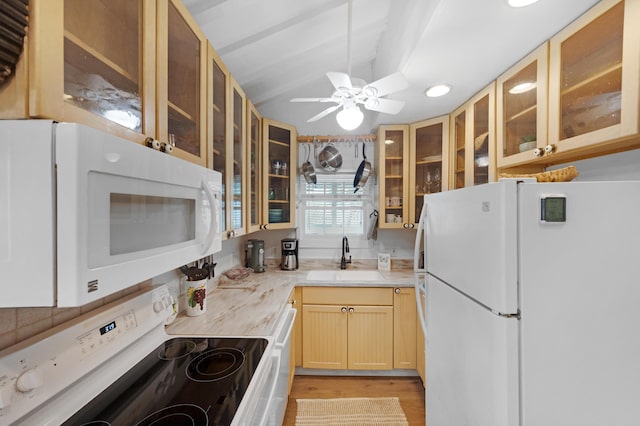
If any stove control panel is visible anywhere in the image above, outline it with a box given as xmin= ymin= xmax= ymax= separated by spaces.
xmin=0 ymin=285 xmax=172 ymax=424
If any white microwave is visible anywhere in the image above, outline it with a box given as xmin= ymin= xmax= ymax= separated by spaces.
xmin=0 ymin=120 xmax=222 ymax=307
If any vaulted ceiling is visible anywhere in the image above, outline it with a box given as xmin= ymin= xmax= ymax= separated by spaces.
xmin=183 ymin=0 xmax=600 ymax=135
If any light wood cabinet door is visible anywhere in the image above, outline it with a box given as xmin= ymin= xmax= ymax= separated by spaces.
xmin=449 ymin=82 xmax=496 ymax=189
xmin=497 ymin=43 xmax=549 ymax=168
xmin=226 ymin=77 xmax=246 ymax=238
xmin=157 ymin=0 xmax=207 ymax=166
xmin=377 ymin=125 xmax=410 ymax=229
xmin=547 ymin=0 xmax=640 ymax=160
xmin=262 ymin=119 xmax=297 ymax=229
xmin=302 ymin=304 xmax=348 ymax=370
xmin=207 ymin=44 xmax=229 ymax=236
xmin=393 ymin=288 xmax=417 ymax=369
xmin=0 ymin=0 xmax=156 ymax=144
xmin=246 ymin=102 xmax=262 ymax=234
xmin=347 ymin=305 xmax=394 ymax=370
xmin=410 ymin=116 xmax=449 ymax=224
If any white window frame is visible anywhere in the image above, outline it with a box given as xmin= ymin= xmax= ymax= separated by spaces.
xmin=296 ymin=173 xmax=375 ymax=249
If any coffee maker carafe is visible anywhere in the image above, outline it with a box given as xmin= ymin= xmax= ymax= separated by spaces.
xmin=245 ymin=239 xmax=265 ymax=273
xmin=281 ymin=238 xmax=298 ymax=271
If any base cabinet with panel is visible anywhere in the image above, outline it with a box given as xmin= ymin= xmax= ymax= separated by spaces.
xmin=301 ymin=287 xmax=393 ymax=370
xmin=393 ymin=287 xmax=417 ymax=369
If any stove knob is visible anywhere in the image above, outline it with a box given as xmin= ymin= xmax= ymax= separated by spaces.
xmin=0 ymin=385 xmax=12 ymax=409
xmin=16 ymin=368 xmax=44 ymax=393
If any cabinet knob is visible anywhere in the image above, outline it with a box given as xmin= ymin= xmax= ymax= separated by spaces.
xmin=533 ymin=147 xmax=545 ymax=157
xmin=403 ymin=223 xmax=409 ymax=229
xmin=263 ymin=224 xmax=269 ymax=230
xmin=544 ymin=144 xmax=556 ymax=154
xmin=394 ymin=288 xmax=401 ymax=294
xmin=409 ymin=223 xmax=415 ymax=229
xmin=348 ymin=307 xmax=355 ymax=313
xmin=341 ymin=307 xmax=347 ymax=313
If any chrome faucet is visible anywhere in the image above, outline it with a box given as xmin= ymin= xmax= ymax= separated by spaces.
xmin=340 ymin=236 xmax=351 ymax=269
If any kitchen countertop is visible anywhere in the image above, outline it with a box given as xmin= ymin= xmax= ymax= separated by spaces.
xmin=165 ymin=266 xmax=415 ymax=338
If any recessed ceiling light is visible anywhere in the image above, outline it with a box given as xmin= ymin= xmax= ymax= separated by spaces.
xmin=425 ymin=84 xmax=451 ymax=98
xmin=509 ymin=81 xmax=537 ymax=94
xmin=508 ymin=0 xmax=539 ymax=7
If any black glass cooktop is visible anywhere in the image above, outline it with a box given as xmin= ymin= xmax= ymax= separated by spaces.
xmin=63 ymin=337 xmax=268 ymax=426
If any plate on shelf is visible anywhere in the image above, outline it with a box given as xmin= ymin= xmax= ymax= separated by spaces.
xmin=420 ymin=155 xmax=442 ymax=163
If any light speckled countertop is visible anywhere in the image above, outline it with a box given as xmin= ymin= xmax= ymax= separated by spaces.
xmin=165 ymin=265 xmax=415 ymax=338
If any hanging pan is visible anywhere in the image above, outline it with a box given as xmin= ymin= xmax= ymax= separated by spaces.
xmin=353 ymin=142 xmax=372 ymax=193
xmin=301 ymin=144 xmax=317 ymax=184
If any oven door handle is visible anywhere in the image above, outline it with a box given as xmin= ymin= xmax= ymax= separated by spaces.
xmin=257 ymin=349 xmax=282 ymax=426
xmin=276 ymin=308 xmax=296 ymax=349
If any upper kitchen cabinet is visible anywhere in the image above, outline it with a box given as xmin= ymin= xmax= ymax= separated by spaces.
xmin=157 ymin=0 xmax=207 ymax=166
xmin=0 ymin=0 xmax=156 ymax=142
xmin=377 ymin=125 xmax=410 ymax=229
xmin=409 ymin=116 xmax=449 ymax=222
xmin=227 ymin=77 xmax=247 ymax=238
xmin=450 ymin=83 xmax=496 ymax=188
xmin=497 ymin=43 xmax=549 ymax=168
xmin=246 ymin=101 xmax=262 ymax=234
xmin=207 ymin=43 xmax=229 ymax=234
xmin=547 ymin=0 xmax=640 ymax=161
xmin=262 ymin=119 xmax=297 ymax=229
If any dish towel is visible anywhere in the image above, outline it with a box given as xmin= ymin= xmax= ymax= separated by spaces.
xmin=367 ymin=210 xmax=378 ymax=240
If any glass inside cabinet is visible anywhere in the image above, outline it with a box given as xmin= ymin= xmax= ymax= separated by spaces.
xmin=413 ymin=122 xmax=444 ymax=220
xmin=210 ymin=58 xmax=227 ymax=232
xmin=231 ymin=86 xmax=245 ymax=233
xmin=473 ymin=94 xmax=490 ymax=185
xmin=247 ymin=104 xmax=262 ymax=231
xmin=167 ymin=1 xmax=201 ymax=158
xmin=502 ymin=61 xmax=539 ymax=157
xmin=266 ymin=124 xmax=292 ymax=224
xmin=63 ymin=0 xmax=143 ymax=131
xmin=383 ymin=129 xmax=406 ymax=225
xmin=558 ymin=1 xmax=623 ymax=140
xmin=453 ymin=110 xmax=466 ymax=189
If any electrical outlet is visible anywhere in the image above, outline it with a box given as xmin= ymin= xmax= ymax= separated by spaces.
xmin=390 ymin=248 xmax=397 ymax=257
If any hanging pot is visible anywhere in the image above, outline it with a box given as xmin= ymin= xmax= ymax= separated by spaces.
xmin=318 ymin=143 xmax=342 ymax=171
xmin=353 ymin=142 xmax=371 ymax=193
xmin=301 ymin=144 xmax=317 ymax=184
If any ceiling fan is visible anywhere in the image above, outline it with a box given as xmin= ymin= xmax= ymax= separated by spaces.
xmin=290 ymin=0 xmax=409 ymax=130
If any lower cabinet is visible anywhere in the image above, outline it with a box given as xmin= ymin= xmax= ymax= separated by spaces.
xmin=301 ymin=287 xmax=394 ymax=370
xmin=393 ymin=287 xmax=417 ymax=369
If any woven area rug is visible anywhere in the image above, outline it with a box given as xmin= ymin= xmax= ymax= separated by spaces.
xmin=295 ymin=397 xmax=409 ymax=426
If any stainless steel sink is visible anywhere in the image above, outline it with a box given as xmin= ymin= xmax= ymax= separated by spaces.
xmin=306 ymin=270 xmax=386 ymax=282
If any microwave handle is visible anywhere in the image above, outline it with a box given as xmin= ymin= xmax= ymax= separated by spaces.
xmin=201 ymin=178 xmax=217 ymax=253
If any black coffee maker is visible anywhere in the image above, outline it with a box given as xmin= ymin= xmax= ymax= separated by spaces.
xmin=281 ymin=238 xmax=298 ymax=271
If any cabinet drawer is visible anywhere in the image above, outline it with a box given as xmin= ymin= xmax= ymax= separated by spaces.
xmin=302 ymin=287 xmax=393 ymax=306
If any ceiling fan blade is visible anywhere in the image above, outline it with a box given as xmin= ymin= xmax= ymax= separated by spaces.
xmin=326 ymin=72 xmax=352 ymax=91
xmin=291 ymin=97 xmax=336 ymax=103
xmin=363 ymin=98 xmax=405 ymax=114
xmin=362 ymin=72 xmax=409 ymax=98
xmin=307 ymin=104 xmax=341 ymax=122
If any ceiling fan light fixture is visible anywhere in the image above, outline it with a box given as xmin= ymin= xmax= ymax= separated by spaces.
xmin=336 ymin=105 xmax=364 ymax=130
xmin=508 ymin=0 xmax=539 ymax=7
xmin=425 ymin=84 xmax=451 ymax=98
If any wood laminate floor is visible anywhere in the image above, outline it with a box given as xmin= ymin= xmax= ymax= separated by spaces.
xmin=283 ymin=375 xmax=425 ymax=425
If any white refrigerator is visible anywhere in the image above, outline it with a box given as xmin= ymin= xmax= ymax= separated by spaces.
xmin=414 ymin=179 xmax=640 ymax=426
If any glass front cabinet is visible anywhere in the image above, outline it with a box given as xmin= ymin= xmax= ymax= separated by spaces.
xmin=0 ymin=0 xmax=157 ymax=142
xmin=409 ymin=116 xmax=449 ymax=223
xmin=228 ymin=77 xmax=247 ymax=238
xmin=207 ymin=44 xmax=229 ymax=236
xmin=497 ymin=43 xmax=549 ymax=168
xmin=449 ymin=82 xmax=496 ymax=188
xmin=262 ymin=119 xmax=297 ymax=229
xmin=157 ymin=0 xmax=208 ymax=166
xmin=377 ymin=125 xmax=409 ymax=229
xmin=547 ymin=0 xmax=640 ymax=159
xmin=246 ymin=101 xmax=263 ymax=233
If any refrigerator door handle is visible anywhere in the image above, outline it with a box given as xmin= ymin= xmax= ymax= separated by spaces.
xmin=414 ymin=274 xmax=427 ymax=335
xmin=413 ymin=201 xmax=427 ymax=272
